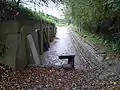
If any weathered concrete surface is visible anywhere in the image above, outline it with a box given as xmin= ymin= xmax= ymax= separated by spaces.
xmin=0 ymin=21 xmax=18 ymax=70
xmin=27 ymin=35 xmax=41 ymax=65
xmin=3 ymin=35 xmax=18 ymax=70
xmin=41 ymin=27 xmax=84 ymax=69
xmin=0 ymin=21 xmax=20 ymax=42
xmin=15 ymin=30 xmax=27 ymax=70
xmin=40 ymin=26 xmax=108 ymax=70
xmin=0 ymin=21 xmax=42 ymax=70
xmin=38 ymin=30 xmax=44 ymax=55
xmin=0 ymin=20 xmax=56 ymax=70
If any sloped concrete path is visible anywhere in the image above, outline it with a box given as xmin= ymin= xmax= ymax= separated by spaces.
xmin=41 ymin=27 xmax=101 ymax=70
xmin=41 ymin=27 xmax=82 ymax=69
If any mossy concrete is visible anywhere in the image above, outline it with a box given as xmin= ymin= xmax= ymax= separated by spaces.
xmin=3 ymin=35 xmax=18 ymax=70
xmin=0 ymin=20 xmax=56 ymax=70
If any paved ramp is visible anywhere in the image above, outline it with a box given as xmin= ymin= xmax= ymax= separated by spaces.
xmin=41 ymin=27 xmax=84 ymax=69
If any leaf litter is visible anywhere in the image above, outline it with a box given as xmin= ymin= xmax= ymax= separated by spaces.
xmin=0 ymin=64 xmax=120 ymax=90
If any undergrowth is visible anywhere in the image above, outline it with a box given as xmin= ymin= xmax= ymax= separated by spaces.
xmin=77 ymin=30 xmax=120 ymax=54
xmin=0 ymin=0 xmax=57 ymax=24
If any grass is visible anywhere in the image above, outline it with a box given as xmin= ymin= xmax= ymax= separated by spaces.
xmin=76 ymin=29 xmax=120 ymax=54
xmin=0 ymin=0 xmax=56 ymax=24
xmin=56 ymin=23 xmax=68 ymax=27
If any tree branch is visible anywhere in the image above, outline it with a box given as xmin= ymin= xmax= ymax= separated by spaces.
xmin=17 ymin=0 xmax=21 ymax=7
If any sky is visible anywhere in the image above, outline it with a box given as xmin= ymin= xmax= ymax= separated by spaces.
xmin=21 ymin=0 xmax=64 ymax=19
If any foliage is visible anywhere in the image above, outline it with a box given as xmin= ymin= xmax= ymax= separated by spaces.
xmin=0 ymin=0 xmax=57 ymax=24
xmin=61 ymin=0 xmax=120 ymax=31
xmin=78 ymin=30 xmax=120 ymax=53
xmin=60 ymin=0 xmax=120 ymax=53
xmin=18 ymin=6 xmax=57 ymax=23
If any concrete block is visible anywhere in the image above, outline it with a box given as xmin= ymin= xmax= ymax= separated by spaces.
xmin=38 ymin=30 xmax=44 ymax=55
xmin=49 ymin=27 xmax=52 ymax=42
xmin=32 ymin=30 xmax=40 ymax=55
xmin=16 ymin=32 xmax=27 ymax=70
xmin=59 ymin=55 xmax=75 ymax=69
xmin=0 ymin=20 xmax=19 ymax=42
xmin=1 ymin=21 xmax=19 ymax=33
xmin=3 ymin=35 xmax=18 ymax=70
xmin=43 ymin=29 xmax=49 ymax=51
xmin=27 ymin=35 xmax=41 ymax=65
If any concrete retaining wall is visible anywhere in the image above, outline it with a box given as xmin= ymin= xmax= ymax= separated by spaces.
xmin=0 ymin=20 xmax=57 ymax=70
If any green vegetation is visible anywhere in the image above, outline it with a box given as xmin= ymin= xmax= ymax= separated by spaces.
xmin=0 ymin=0 xmax=57 ymax=24
xmin=62 ymin=0 xmax=120 ymax=29
xmin=59 ymin=0 xmax=120 ymax=54
xmin=78 ymin=30 xmax=120 ymax=54
xmin=56 ymin=19 xmax=68 ymax=27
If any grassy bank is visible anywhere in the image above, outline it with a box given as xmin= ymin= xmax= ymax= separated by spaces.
xmin=0 ymin=0 xmax=57 ymax=24
xmin=76 ymin=30 xmax=120 ymax=54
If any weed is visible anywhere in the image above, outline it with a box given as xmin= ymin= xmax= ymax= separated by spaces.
xmin=78 ymin=29 xmax=120 ymax=54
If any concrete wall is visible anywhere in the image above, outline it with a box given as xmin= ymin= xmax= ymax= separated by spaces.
xmin=0 ymin=21 xmax=27 ymax=70
xmin=0 ymin=20 xmax=56 ymax=70
xmin=39 ymin=21 xmax=44 ymax=55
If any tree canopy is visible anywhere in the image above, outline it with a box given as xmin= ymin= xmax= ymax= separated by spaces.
xmin=0 ymin=0 xmax=58 ymax=23
xmin=60 ymin=0 xmax=120 ymax=29
xmin=58 ymin=0 xmax=120 ymax=53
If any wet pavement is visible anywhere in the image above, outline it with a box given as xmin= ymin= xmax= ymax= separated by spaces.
xmin=41 ymin=27 xmax=82 ymax=69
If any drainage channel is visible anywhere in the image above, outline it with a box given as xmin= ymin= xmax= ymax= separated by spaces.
xmin=69 ymin=30 xmax=100 ymax=68
xmin=31 ymin=55 xmax=75 ymax=70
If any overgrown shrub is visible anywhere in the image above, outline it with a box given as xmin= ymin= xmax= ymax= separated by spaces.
xmin=62 ymin=0 xmax=120 ymax=53
xmin=0 ymin=0 xmax=57 ymax=23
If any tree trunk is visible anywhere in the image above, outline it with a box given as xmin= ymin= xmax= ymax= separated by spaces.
xmin=17 ymin=0 xmax=21 ymax=7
